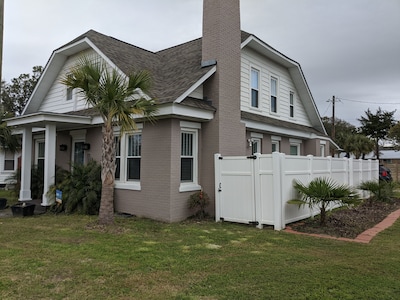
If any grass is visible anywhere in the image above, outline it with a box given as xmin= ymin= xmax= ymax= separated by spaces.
xmin=0 ymin=213 xmax=399 ymax=299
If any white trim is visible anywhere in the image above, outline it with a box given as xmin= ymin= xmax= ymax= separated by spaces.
xmin=251 ymin=132 xmax=263 ymax=139
xmin=175 ymin=66 xmax=217 ymax=103
xmin=180 ymin=121 xmax=201 ymax=129
xmin=271 ymin=135 xmax=281 ymax=141
xmin=179 ymin=124 xmax=200 ymax=192
xmin=157 ymin=103 xmax=214 ymax=121
xmin=289 ymin=138 xmax=302 ymax=144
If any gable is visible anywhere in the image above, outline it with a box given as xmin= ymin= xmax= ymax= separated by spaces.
xmin=240 ymin=33 xmax=326 ymax=135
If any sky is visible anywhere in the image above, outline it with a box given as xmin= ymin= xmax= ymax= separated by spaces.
xmin=2 ymin=0 xmax=400 ymax=126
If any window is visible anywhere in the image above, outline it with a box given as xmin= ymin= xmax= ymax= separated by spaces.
xmin=251 ymin=138 xmax=261 ymax=154
xmin=290 ymin=92 xmax=294 ymax=118
xmin=115 ymin=136 xmax=121 ymax=180
xmin=272 ymin=141 xmax=279 ymax=153
xmin=290 ymin=145 xmax=299 ymax=155
xmin=73 ymin=142 xmax=85 ymax=165
xmin=127 ymin=134 xmax=141 ymax=180
xmin=180 ymin=121 xmax=200 ymax=192
xmin=251 ymin=68 xmax=259 ymax=108
xmin=35 ymin=140 xmax=45 ymax=179
xmin=66 ymin=87 xmax=73 ymax=101
xmin=4 ymin=150 xmax=15 ymax=171
xmin=271 ymin=77 xmax=277 ymax=113
xmin=181 ymin=132 xmax=194 ymax=182
xmin=320 ymin=144 xmax=325 ymax=157
xmin=271 ymin=136 xmax=281 ymax=153
xmin=113 ymin=125 xmax=142 ymax=190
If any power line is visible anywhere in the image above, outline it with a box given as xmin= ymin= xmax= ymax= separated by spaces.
xmin=336 ymin=97 xmax=400 ymax=105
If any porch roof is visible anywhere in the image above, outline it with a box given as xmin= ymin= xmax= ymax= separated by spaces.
xmin=6 ymin=112 xmax=93 ymax=130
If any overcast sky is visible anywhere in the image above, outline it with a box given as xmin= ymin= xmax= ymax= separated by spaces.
xmin=3 ymin=0 xmax=400 ymax=126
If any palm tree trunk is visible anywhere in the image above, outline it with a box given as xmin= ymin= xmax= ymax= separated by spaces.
xmin=98 ymin=124 xmax=115 ymax=225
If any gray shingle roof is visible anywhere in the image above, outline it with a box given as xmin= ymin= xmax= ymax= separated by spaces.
xmin=61 ymin=30 xmax=214 ymax=105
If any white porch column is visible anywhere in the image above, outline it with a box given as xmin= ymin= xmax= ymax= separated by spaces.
xmin=19 ymin=126 xmax=32 ymax=201
xmin=42 ymin=124 xmax=56 ymax=206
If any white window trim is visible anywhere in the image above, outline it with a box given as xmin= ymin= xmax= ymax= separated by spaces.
xmin=270 ymin=76 xmax=278 ymax=114
xmin=250 ymin=67 xmax=260 ymax=109
xmin=289 ymin=92 xmax=294 ymax=118
xmin=180 ymin=121 xmax=201 ymax=192
xmin=34 ymin=138 xmax=45 ymax=166
xmin=70 ymin=130 xmax=87 ymax=165
xmin=271 ymin=136 xmax=281 ymax=153
xmin=3 ymin=150 xmax=18 ymax=172
xmin=289 ymin=138 xmax=302 ymax=156
xmin=114 ymin=124 xmax=143 ymax=191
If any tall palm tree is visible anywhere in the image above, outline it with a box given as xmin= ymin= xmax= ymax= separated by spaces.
xmin=61 ymin=56 xmax=157 ymax=225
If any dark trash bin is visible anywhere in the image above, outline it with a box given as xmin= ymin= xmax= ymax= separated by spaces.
xmin=11 ymin=203 xmax=36 ymax=217
xmin=0 ymin=198 xmax=7 ymax=210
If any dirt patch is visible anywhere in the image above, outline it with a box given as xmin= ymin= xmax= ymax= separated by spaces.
xmin=289 ymin=198 xmax=400 ymax=239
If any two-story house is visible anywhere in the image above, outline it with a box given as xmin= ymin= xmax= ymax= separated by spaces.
xmin=6 ymin=0 xmax=333 ymax=222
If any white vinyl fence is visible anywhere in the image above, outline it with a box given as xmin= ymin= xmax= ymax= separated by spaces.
xmin=214 ymin=152 xmax=379 ymax=230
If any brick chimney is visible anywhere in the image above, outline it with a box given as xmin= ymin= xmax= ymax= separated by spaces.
xmin=200 ymin=0 xmax=245 ymax=202
xmin=201 ymin=0 xmax=245 ymax=156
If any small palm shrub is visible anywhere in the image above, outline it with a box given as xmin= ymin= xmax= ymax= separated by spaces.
xmin=188 ymin=190 xmax=210 ymax=219
xmin=48 ymin=161 xmax=102 ymax=215
xmin=358 ymin=180 xmax=394 ymax=204
xmin=288 ymin=177 xmax=359 ymax=226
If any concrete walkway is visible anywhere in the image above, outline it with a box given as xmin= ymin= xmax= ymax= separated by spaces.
xmin=285 ymin=208 xmax=400 ymax=244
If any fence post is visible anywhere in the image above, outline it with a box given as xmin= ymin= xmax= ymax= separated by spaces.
xmin=272 ymin=152 xmax=284 ymax=230
xmin=254 ymin=153 xmax=263 ymax=229
xmin=214 ymin=153 xmax=222 ymax=222
xmin=347 ymin=157 xmax=353 ymax=187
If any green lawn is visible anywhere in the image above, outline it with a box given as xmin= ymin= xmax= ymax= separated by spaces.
xmin=0 ymin=212 xmax=399 ymax=299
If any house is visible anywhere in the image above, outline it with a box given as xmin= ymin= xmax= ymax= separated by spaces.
xmin=6 ymin=0 xmax=333 ymax=222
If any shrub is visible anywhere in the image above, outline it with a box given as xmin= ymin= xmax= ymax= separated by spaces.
xmin=48 ymin=161 xmax=102 ymax=215
xmin=188 ymin=190 xmax=210 ymax=219
xmin=288 ymin=177 xmax=359 ymax=226
xmin=358 ymin=180 xmax=394 ymax=204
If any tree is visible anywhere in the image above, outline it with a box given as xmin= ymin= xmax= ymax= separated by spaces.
xmin=0 ymin=112 xmax=20 ymax=152
xmin=338 ymin=133 xmax=375 ymax=159
xmin=388 ymin=121 xmax=400 ymax=149
xmin=61 ymin=56 xmax=157 ymax=225
xmin=322 ymin=116 xmax=357 ymax=156
xmin=1 ymin=66 xmax=43 ymax=116
xmin=289 ymin=177 xmax=359 ymax=226
xmin=358 ymin=107 xmax=396 ymax=160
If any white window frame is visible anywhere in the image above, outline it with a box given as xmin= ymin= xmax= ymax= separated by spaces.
xmin=180 ymin=121 xmax=201 ymax=192
xmin=271 ymin=136 xmax=281 ymax=153
xmin=289 ymin=138 xmax=302 ymax=156
xmin=250 ymin=132 xmax=263 ymax=154
xmin=70 ymin=130 xmax=87 ymax=165
xmin=320 ymin=141 xmax=326 ymax=157
xmin=250 ymin=68 xmax=260 ymax=108
xmin=114 ymin=124 xmax=143 ymax=191
xmin=271 ymin=77 xmax=278 ymax=113
xmin=3 ymin=149 xmax=16 ymax=172
xmin=289 ymin=92 xmax=294 ymax=118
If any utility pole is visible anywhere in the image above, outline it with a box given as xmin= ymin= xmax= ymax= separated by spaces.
xmin=331 ymin=95 xmax=335 ymax=141
xmin=0 ymin=0 xmax=4 ymax=103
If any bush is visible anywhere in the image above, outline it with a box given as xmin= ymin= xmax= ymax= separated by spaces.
xmin=358 ymin=180 xmax=394 ymax=204
xmin=289 ymin=177 xmax=359 ymax=226
xmin=48 ymin=161 xmax=102 ymax=215
xmin=188 ymin=190 xmax=210 ymax=219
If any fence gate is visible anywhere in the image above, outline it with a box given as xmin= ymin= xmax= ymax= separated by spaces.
xmin=214 ymin=154 xmax=258 ymax=224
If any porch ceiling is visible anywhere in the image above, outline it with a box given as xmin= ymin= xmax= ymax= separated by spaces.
xmin=6 ymin=112 xmax=93 ymax=131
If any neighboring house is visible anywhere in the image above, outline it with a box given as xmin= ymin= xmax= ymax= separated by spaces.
xmin=6 ymin=0 xmax=333 ymax=222
xmin=365 ymin=149 xmax=400 ymax=181
xmin=0 ymin=149 xmax=19 ymax=187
